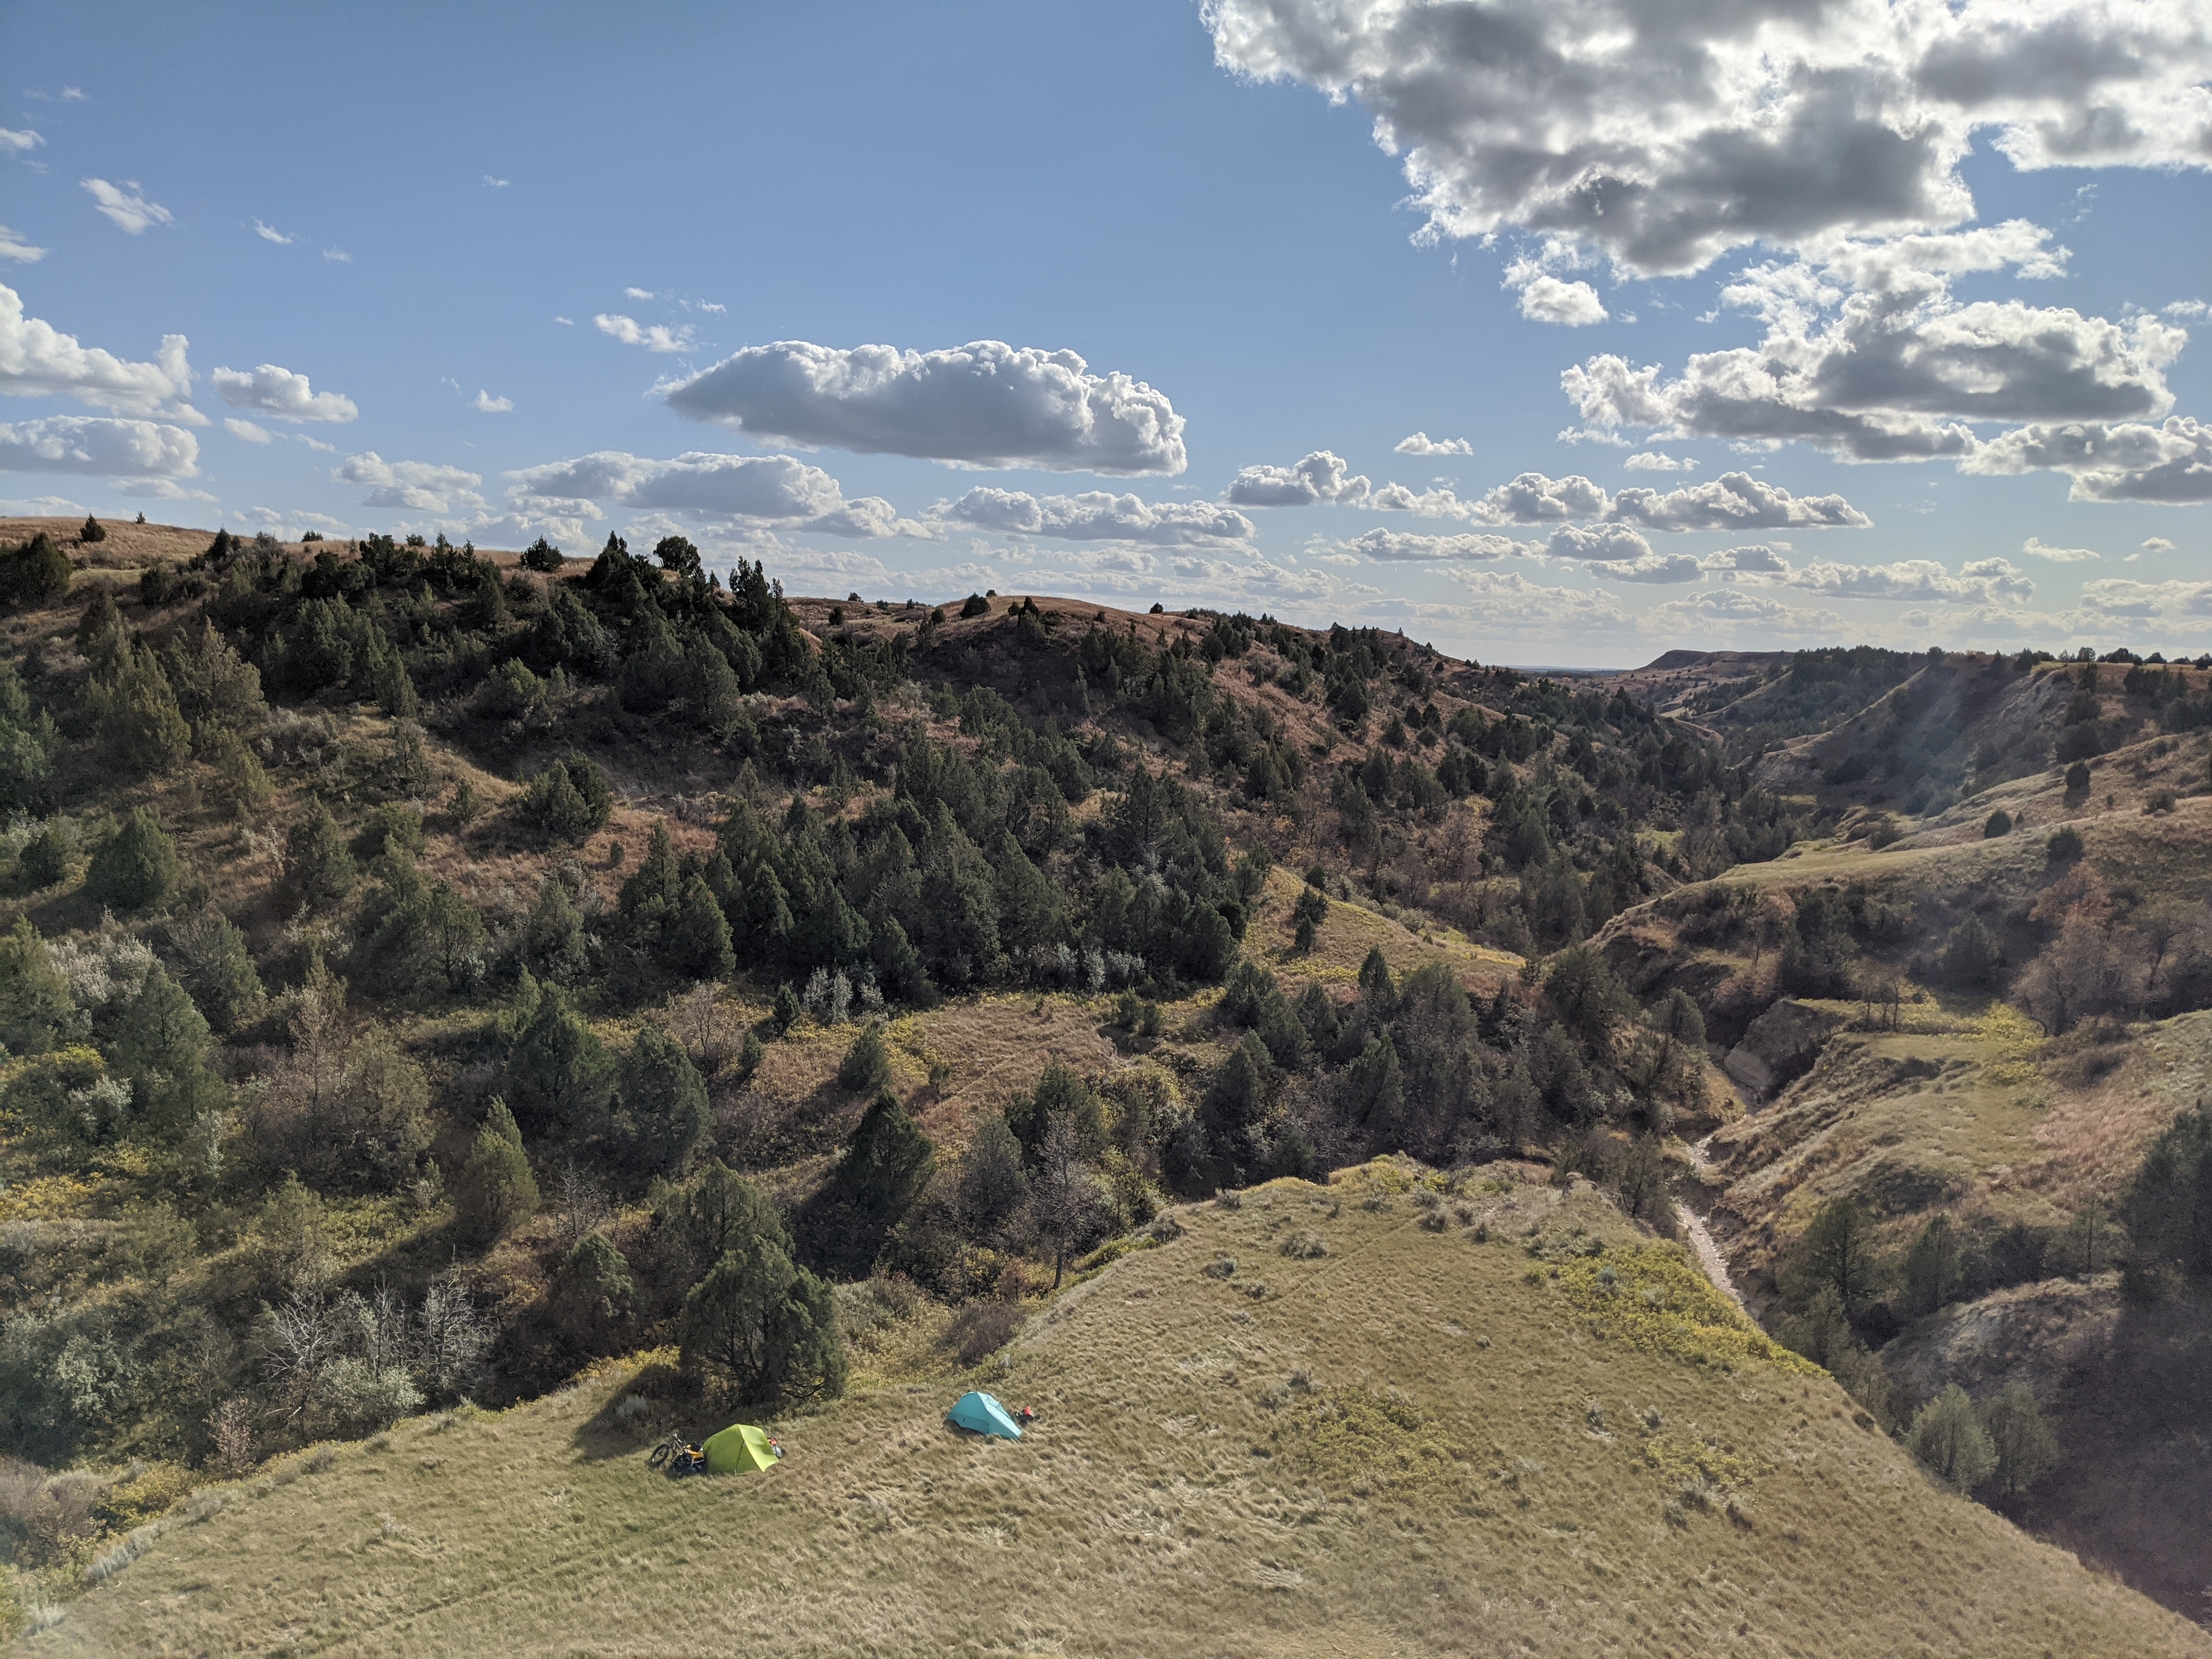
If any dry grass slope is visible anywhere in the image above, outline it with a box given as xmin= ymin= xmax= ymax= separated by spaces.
xmin=31 ymin=1167 xmax=2205 ymax=1659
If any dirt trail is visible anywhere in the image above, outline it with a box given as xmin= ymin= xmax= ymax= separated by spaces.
xmin=1674 ymin=1135 xmax=1747 ymax=1313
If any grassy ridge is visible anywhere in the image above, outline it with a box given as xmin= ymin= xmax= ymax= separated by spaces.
xmin=33 ymin=1165 xmax=2206 ymax=1659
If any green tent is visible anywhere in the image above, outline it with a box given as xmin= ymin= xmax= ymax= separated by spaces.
xmin=946 ymin=1391 xmax=1022 ymax=1440
xmin=702 ymin=1423 xmax=780 ymax=1474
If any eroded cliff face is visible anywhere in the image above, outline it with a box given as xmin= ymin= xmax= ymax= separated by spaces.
xmin=1723 ymin=997 xmax=1847 ymax=1101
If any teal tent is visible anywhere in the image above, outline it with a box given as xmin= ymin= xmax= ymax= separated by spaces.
xmin=946 ymin=1391 xmax=1022 ymax=1440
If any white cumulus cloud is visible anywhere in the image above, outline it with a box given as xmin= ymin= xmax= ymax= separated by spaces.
xmin=1206 ymin=0 xmax=2212 ymax=278
xmin=1508 ymin=266 xmax=1607 ymax=326
xmin=1394 ymin=432 xmax=1472 ymax=456
xmin=0 ymin=128 xmax=42 ymax=155
xmin=0 ymin=415 xmax=199 ymax=478
xmin=335 ymin=452 xmax=485 ymax=514
xmin=1965 ymin=416 xmax=2212 ymax=503
xmin=213 ymin=363 xmax=357 ymax=424
xmin=2021 ymin=535 xmax=2099 ymax=562
xmin=1773 ymin=556 xmax=2033 ymax=603
xmin=0 ymin=283 xmax=195 ymax=416
xmin=1593 ymin=552 xmax=1706 ymax=584
xmin=594 ymin=313 xmax=695 ymax=353
xmin=1624 ymin=452 xmax=1695 ymax=472
xmin=1227 ymin=450 xmax=1371 ymax=506
xmin=1562 ymin=246 xmax=2181 ymax=464
xmin=1544 ymin=524 xmax=1653 ymax=562
xmin=0 ymin=227 xmax=47 ymax=264
xmin=663 ymin=339 xmax=1188 ymax=476
xmin=224 ymin=417 xmax=271 ymax=444
xmin=1339 ymin=527 xmax=1526 ymax=563
xmin=472 ymin=390 xmax=514 ymax=413
xmin=1609 ymin=472 xmax=1871 ymax=532
xmin=931 ymin=487 xmax=1251 ymax=547
xmin=506 ymin=449 xmax=917 ymax=539
xmin=81 ymin=178 xmax=172 ymax=235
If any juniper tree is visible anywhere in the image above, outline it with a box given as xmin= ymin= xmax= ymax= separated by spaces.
xmin=87 ymin=806 xmax=180 ymax=912
xmin=455 ymin=1099 xmax=539 ymax=1244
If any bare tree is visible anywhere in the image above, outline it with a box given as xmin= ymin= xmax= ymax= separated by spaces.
xmin=1026 ymin=1114 xmax=1108 ymax=1289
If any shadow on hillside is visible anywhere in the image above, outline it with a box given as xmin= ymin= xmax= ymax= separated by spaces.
xmin=2024 ymin=1289 xmax=2212 ymax=1620
xmin=569 ymin=1356 xmax=706 ymax=1462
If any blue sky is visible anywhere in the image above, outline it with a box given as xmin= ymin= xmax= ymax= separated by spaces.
xmin=2 ymin=1 xmax=2208 ymax=665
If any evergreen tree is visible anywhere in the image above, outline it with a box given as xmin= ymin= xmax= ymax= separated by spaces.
xmin=802 ymin=1089 xmax=935 ymax=1278
xmin=680 ymin=1175 xmax=846 ymax=1404
xmin=284 ymin=797 xmax=356 ymax=911
xmin=0 ymin=531 xmax=71 ymax=609
xmin=79 ymin=514 xmax=106 ymax=544
xmin=2123 ymin=1103 xmax=2212 ymax=1282
xmin=606 ymin=1025 xmax=710 ymax=1177
xmin=953 ymin=1110 xmax=1028 ymax=1240
xmin=1901 ymin=1212 xmax=1965 ymax=1317
xmin=0 ymin=662 xmax=58 ymax=810
xmin=668 ymin=873 xmax=734 ymax=981
xmin=521 ymin=755 xmax=611 ymax=843
xmin=1341 ymin=1030 xmax=1406 ymax=1143
xmin=203 ymin=727 xmax=273 ymax=817
xmin=1782 ymin=1195 xmax=1880 ymax=1314
xmin=16 ymin=821 xmax=73 ymax=889
xmin=163 ymin=620 xmax=266 ymax=741
xmin=1198 ymin=1033 xmax=1276 ymax=1184
xmin=455 ymin=1098 xmax=539 ymax=1245
xmin=520 ymin=537 xmax=565 ymax=573
xmin=550 ymin=1231 xmax=635 ymax=1349
xmin=504 ymin=982 xmax=615 ymax=1136
xmin=167 ymin=908 xmax=264 ymax=1034
xmin=836 ymin=1024 xmax=891 ymax=1093
xmin=75 ymin=588 xmax=124 ymax=667
xmin=87 ymin=806 xmax=180 ymax=912
xmin=98 ymin=641 xmax=193 ymax=773
xmin=0 ymin=917 xmax=73 ymax=1055
xmin=109 ymin=961 xmax=227 ymax=1139
xmin=523 ymin=875 xmax=591 ymax=984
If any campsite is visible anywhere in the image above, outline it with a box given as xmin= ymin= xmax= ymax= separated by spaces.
xmin=26 ymin=1163 xmax=2205 ymax=1657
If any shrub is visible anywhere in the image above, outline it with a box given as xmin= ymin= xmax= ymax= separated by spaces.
xmin=2063 ymin=759 xmax=2092 ymax=792
xmin=943 ymin=1300 xmax=1025 ymax=1365
xmin=1907 ymin=1385 xmax=1996 ymax=1493
xmin=2045 ymin=826 xmax=2084 ymax=862
xmin=520 ymin=537 xmax=565 ymax=573
xmin=1982 ymin=809 xmax=2011 ymax=838
xmin=80 ymin=514 xmax=106 ymax=544
xmin=1280 ymin=1232 xmax=1327 ymax=1259
xmin=960 ymin=593 xmax=990 ymax=619
xmin=2145 ymin=789 xmax=2176 ymax=815
xmin=86 ymin=807 xmax=179 ymax=912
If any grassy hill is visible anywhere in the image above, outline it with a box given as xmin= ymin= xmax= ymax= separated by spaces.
xmin=30 ymin=1161 xmax=2207 ymax=1659
xmin=6 ymin=514 xmax=2212 ymax=1646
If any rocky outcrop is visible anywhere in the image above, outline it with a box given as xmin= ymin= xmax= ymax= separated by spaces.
xmin=1723 ymin=997 xmax=1846 ymax=1102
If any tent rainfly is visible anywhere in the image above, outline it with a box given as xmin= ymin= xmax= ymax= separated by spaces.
xmin=946 ymin=1391 xmax=1022 ymax=1440
xmin=702 ymin=1423 xmax=780 ymax=1474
